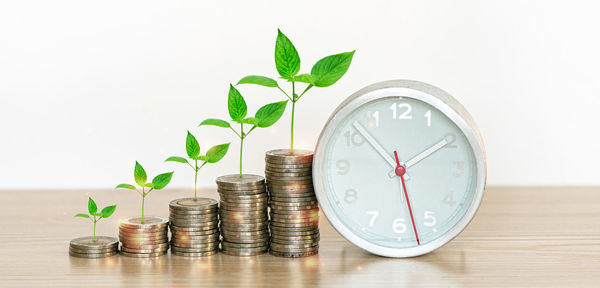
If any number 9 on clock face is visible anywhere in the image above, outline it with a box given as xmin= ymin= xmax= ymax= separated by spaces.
xmin=313 ymin=80 xmax=486 ymax=257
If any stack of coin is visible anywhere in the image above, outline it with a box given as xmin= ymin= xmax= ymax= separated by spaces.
xmin=217 ymin=174 xmax=269 ymax=256
xmin=119 ymin=216 xmax=169 ymax=258
xmin=69 ymin=236 xmax=118 ymax=258
xmin=265 ymin=149 xmax=320 ymax=258
xmin=169 ymin=198 xmax=220 ymax=257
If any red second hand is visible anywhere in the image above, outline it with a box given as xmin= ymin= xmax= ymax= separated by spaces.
xmin=394 ymin=151 xmax=420 ymax=245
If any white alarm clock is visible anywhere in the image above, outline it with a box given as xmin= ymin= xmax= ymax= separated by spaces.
xmin=313 ymin=80 xmax=486 ymax=257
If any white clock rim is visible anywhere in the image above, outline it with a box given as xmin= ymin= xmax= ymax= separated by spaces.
xmin=313 ymin=79 xmax=487 ymax=258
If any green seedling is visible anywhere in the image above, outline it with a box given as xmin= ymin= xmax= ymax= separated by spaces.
xmin=237 ymin=29 xmax=355 ymax=153
xmin=199 ymin=85 xmax=287 ymax=177
xmin=74 ymin=197 xmax=116 ymax=241
xmin=165 ymin=131 xmax=230 ymax=200
xmin=115 ymin=161 xmax=173 ymax=223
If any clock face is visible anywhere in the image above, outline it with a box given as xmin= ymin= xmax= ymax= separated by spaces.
xmin=314 ymin=83 xmax=485 ymax=257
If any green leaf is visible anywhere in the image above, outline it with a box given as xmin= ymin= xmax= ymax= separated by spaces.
xmin=199 ymin=118 xmax=231 ymax=128
xmin=237 ymin=75 xmax=279 ymax=88
xmin=152 ymin=172 xmax=174 ymax=190
xmin=165 ymin=156 xmax=189 ymax=164
xmin=242 ymin=117 xmax=258 ymax=125
xmin=186 ymin=131 xmax=200 ymax=159
xmin=228 ymin=84 xmax=247 ymax=122
xmin=87 ymin=197 xmax=97 ymax=215
xmin=196 ymin=155 xmax=207 ymax=161
xmin=293 ymin=74 xmax=314 ymax=84
xmin=75 ymin=213 xmax=90 ymax=219
xmin=143 ymin=183 xmax=153 ymax=188
xmin=255 ymin=100 xmax=288 ymax=128
xmin=100 ymin=205 xmax=117 ymax=218
xmin=275 ymin=29 xmax=300 ymax=79
xmin=115 ymin=183 xmax=136 ymax=190
xmin=134 ymin=161 xmax=147 ymax=186
xmin=92 ymin=212 xmax=102 ymax=217
xmin=310 ymin=51 xmax=355 ymax=87
xmin=206 ymin=143 xmax=230 ymax=163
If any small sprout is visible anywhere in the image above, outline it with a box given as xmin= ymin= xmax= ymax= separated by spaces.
xmin=115 ymin=161 xmax=173 ymax=223
xmin=200 ymin=85 xmax=287 ymax=177
xmin=74 ymin=197 xmax=116 ymax=242
xmin=237 ymin=28 xmax=355 ymax=152
xmin=165 ymin=132 xmax=230 ymax=200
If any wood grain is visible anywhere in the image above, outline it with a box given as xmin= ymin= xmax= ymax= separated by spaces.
xmin=0 ymin=187 xmax=599 ymax=287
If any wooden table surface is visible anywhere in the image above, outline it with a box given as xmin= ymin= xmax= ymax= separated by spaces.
xmin=1 ymin=187 xmax=599 ymax=287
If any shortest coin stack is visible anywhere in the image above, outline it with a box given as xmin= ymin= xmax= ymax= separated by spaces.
xmin=266 ymin=149 xmax=320 ymax=258
xmin=169 ymin=198 xmax=220 ymax=257
xmin=217 ymin=174 xmax=269 ymax=256
xmin=69 ymin=236 xmax=118 ymax=258
xmin=119 ymin=216 xmax=169 ymax=258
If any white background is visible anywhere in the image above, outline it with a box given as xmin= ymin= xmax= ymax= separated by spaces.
xmin=1 ymin=0 xmax=598 ymax=189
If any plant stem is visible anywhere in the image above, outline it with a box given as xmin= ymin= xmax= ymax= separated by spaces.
xmin=93 ymin=216 xmax=96 ymax=241
xmin=194 ymin=159 xmax=198 ymax=200
xmin=291 ymin=81 xmax=296 ymax=153
xmin=141 ymin=195 xmax=145 ymax=224
xmin=291 ymin=100 xmax=296 ymax=153
xmin=239 ymin=122 xmax=244 ymax=177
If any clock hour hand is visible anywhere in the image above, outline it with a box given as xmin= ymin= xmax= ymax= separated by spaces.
xmin=352 ymin=121 xmax=411 ymax=180
xmin=386 ymin=136 xmax=449 ymax=178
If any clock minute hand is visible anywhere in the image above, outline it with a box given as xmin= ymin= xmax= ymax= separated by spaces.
xmin=405 ymin=137 xmax=449 ymax=168
xmin=352 ymin=121 xmax=411 ymax=180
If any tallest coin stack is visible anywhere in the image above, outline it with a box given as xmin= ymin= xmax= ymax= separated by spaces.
xmin=265 ymin=149 xmax=320 ymax=257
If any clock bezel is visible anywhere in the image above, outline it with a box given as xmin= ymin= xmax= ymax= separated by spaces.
xmin=313 ymin=80 xmax=487 ymax=257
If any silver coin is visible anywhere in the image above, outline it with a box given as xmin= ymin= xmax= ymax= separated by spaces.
xmin=170 ymin=219 xmax=219 ymax=227
xmin=269 ymin=250 xmax=318 ymax=258
xmin=271 ymin=235 xmax=320 ymax=243
xmin=270 ymin=241 xmax=319 ymax=249
xmin=265 ymin=162 xmax=312 ymax=172
xmin=270 ymin=195 xmax=317 ymax=202
xmin=220 ymin=198 xmax=268 ymax=205
xmin=265 ymin=169 xmax=313 ymax=177
xmin=119 ymin=216 xmax=169 ymax=229
xmin=171 ymin=234 xmax=220 ymax=242
xmin=220 ymin=223 xmax=268 ymax=230
xmin=265 ymin=149 xmax=313 ymax=162
xmin=120 ymin=246 xmax=169 ymax=254
xmin=218 ymin=193 xmax=268 ymax=200
xmin=170 ymin=212 xmax=217 ymax=219
xmin=170 ymin=225 xmax=219 ymax=233
xmin=171 ymin=241 xmax=220 ymax=249
xmin=169 ymin=208 xmax=217 ymax=215
xmin=169 ymin=218 xmax=219 ymax=225
xmin=120 ymin=242 xmax=169 ymax=250
xmin=169 ymin=197 xmax=218 ymax=211
xmin=69 ymin=251 xmax=118 ymax=258
xmin=270 ymin=200 xmax=318 ymax=207
xmin=221 ymin=248 xmax=267 ymax=257
xmin=119 ymin=229 xmax=168 ymax=237
xmin=171 ymin=244 xmax=219 ymax=253
xmin=220 ymin=206 xmax=268 ymax=212
xmin=69 ymin=236 xmax=118 ymax=250
xmin=270 ymin=210 xmax=319 ymax=219
xmin=221 ymin=241 xmax=268 ymax=249
xmin=216 ymin=174 xmax=265 ymax=186
xmin=270 ymin=226 xmax=319 ymax=233
xmin=270 ymin=244 xmax=319 ymax=253
xmin=171 ymin=250 xmax=218 ymax=257
xmin=120 ymin=251 xmax=167 ymax=258
xmin=69 ymin=247 xmax=117 ymax=254
xmin=267 ymin=183 xmax=314 ymax=191
xmin=220 ymin=226 xmax=268 ymax=233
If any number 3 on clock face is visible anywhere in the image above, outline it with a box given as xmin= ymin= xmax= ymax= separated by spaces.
xmin=313 ymin=80 xmax=486 ymax=257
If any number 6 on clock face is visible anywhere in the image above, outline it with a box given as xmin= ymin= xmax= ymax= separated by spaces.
xmin=313 ymin=80 xmax=486 ymax=257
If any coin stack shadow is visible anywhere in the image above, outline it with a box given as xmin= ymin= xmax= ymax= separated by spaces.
xmin=265 ymin=149 xmax=320 ymax=258
xmin=119 ymin=216 xmax=169 ymax=258
xmin=169 ymin=198 xmax=220 ymax=257
xmin=69 ymin=236 xmax=118 ymax=258
xmin=217 ymin=174 xmax=269 ymax=256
